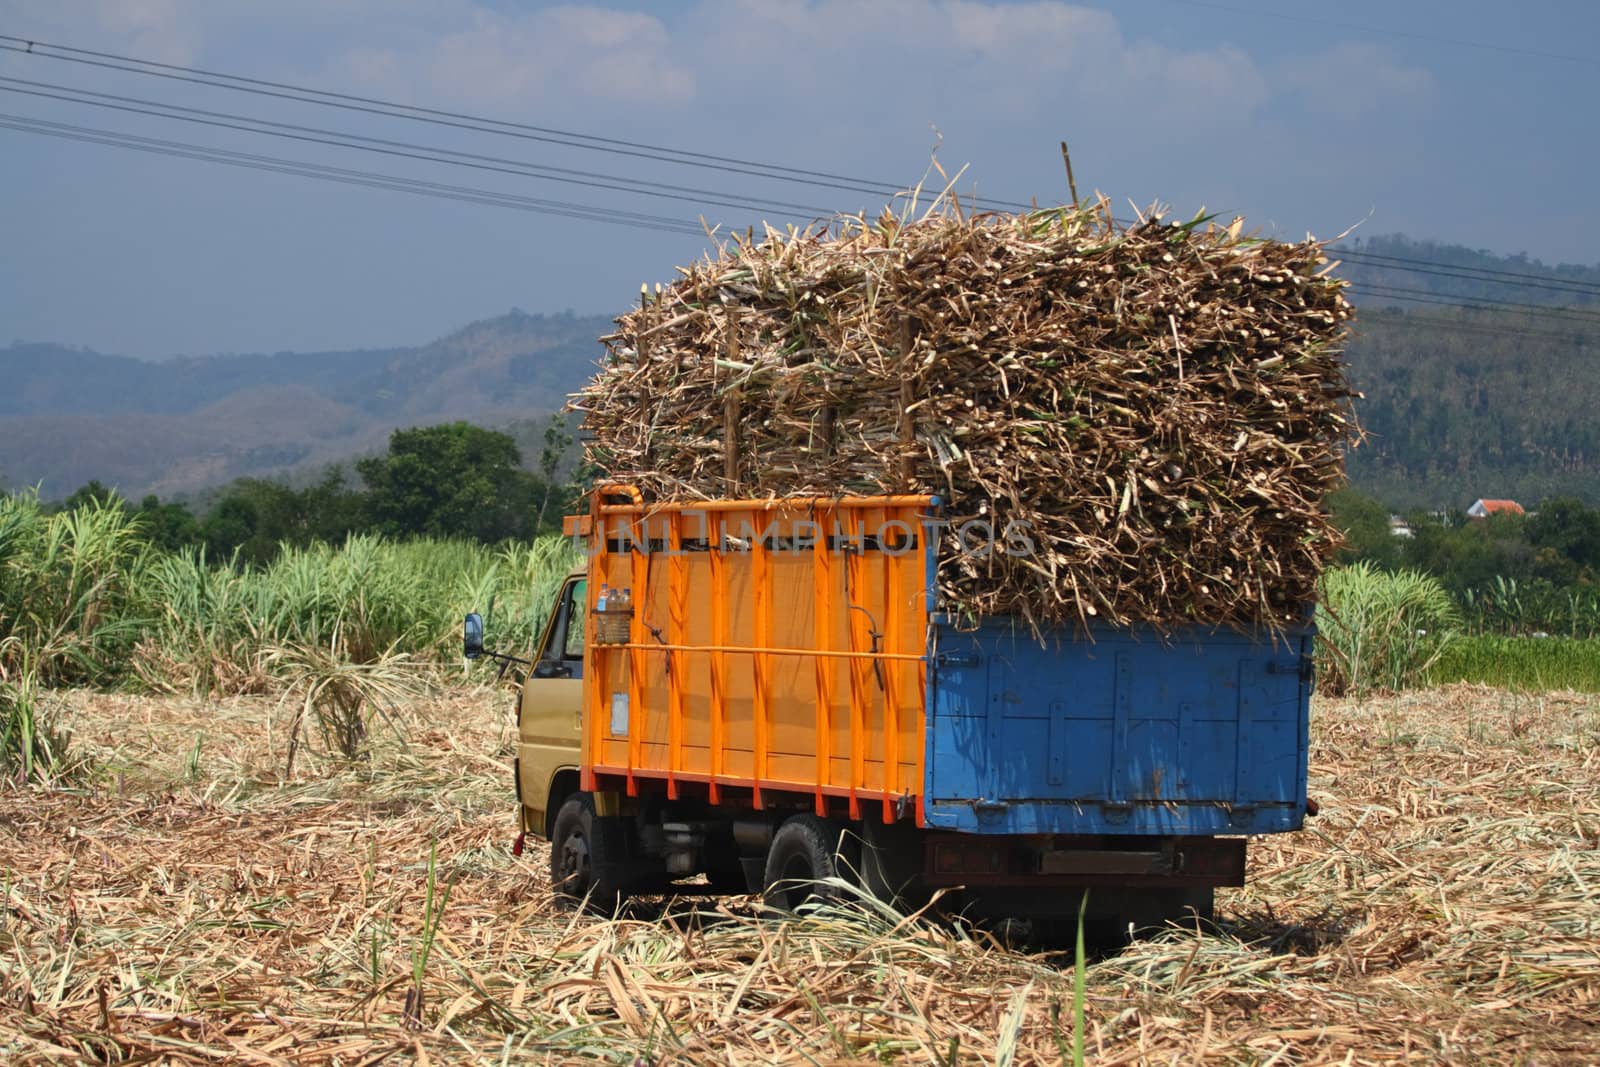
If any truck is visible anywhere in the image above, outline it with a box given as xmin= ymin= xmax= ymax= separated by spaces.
xmin=466 ymin=484 xmax=1315 ymax=934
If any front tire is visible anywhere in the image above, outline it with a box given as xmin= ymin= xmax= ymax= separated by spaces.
xmin=761 ymin=815 xmax=858 ymax=912
xmin=549 ymin=793 xmax=628 ymax=911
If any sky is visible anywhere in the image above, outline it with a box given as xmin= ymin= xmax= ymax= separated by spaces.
xmin=1 ymin=0 xmax=1596 ymax=359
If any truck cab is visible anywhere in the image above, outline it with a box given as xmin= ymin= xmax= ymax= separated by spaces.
xmin=511 ymin=569 xmax=587 ymax=844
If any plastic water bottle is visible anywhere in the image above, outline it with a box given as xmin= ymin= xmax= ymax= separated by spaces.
xmin=597 ymin=584 xmax=609 ymax=612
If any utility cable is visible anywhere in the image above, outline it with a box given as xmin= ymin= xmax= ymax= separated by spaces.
xmin=1348 ymin=287 xmax=1596 ymax=345
xmin=1344 ymin=281 xmax=1600 ymax=326
xmin=0 ymin=112 xmax=712 ymax=237
xmin=5 ymin=31 xmax=1598 ymax=297
xmin=0 ymin=78 xmax=837 ymax=219
xmin=8 ymin=106 xmax=1595 ymax=344
xmin=0 ymin=73 xmax=837 ymax=217
xmin=1333 ymin=247 xmax=1600 ymax=298
xmin=0 ymin=34 xmax=1031 ymax=212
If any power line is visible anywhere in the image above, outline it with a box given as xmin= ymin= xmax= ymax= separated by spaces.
xmin=0 ymin=34 xmax=1031 ymax=212
xmin=1345 ymin=281 xmax=1600 ymax=326
xmin=0 ymin=112 xmax=711 ymax=237
xmin=0 ymin=73 xmax=839 ymax=217
xmin=1334 ymin=247 xmax=1600 ymax=298
xmin=5 ymin=33 xmax=1597 ymax=347
xmin=4 ymin=109 xmax=1594 ymax=353
xmin=8 ymin=33 xmax=1598 ymax=303
xmin=0 ymin=78 xmax=838 ymax=220
xmin=1348 ymin=287 xmax=1596 ymax=345
xmin=9 ymin=104 xmax=1596 ymax=343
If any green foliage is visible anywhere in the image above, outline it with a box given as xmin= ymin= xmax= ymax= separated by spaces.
xmin=1331 ymin=490 xmax=1600 ymax=638
xmin=199 ymin=470 xmax=362 ymax=565
xmin=1316 ymin=563 xmax=1458 ymax=697
xmin=403 ymin=840 xmax=456 ymax=1028
xmin=357 ymin=423 xmax=549 ymax=543
xmin=1424 ymin=635 xmax=1600 ymax=693
xmin=5 ymin=481 xmax=580 ymax=700
xmin=1404 ymin=510 xmax=1532 ymax=594
xmin=130 ymin=534 xmax=580 ymax=698
xmin=535 ymin=412 xmax=578 ymax=532
xmin=1526 ymin=497 xmax=1600 ymax=581
xmin=134 ymin=494 xmax=201 ymax=552
xmin=58 ymin=479 xmax=123 ymax=512
xmin=0 ymin=490 xmax=148 ymax=686
xmin=1325 ymin=486 xmax=1403 ymax=568
xmin=1456 ymin=577 xmax=1600 ymax=639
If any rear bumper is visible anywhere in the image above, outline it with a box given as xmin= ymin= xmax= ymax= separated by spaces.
xmin=922 ymin=833 xmax=1246 ymax=889
xmin=923 ymin=799 xmax=1304 ymax=836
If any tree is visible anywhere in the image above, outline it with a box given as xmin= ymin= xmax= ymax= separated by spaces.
xmin=58 ymin=480 xmax=124 ymax=512
xmin=535 ymin=412 xmax=575 ymax=533
xmin=199 ymin=480 xmax=300 ymax=564
xmin=1405 ymin=510 xmax=1534 ymax=594
xmin=134 ymin=495 xmax=201 ymax=552
xmin=1527 ymin=497 xmax=1600 ymax=566
xmin=1527 ymin=496 xmax=1600 ymax=581
xmin=1325 ymin=486 xmax=1403 ymax=568
xmin=356 ymin=422 xmax=541 ymax=542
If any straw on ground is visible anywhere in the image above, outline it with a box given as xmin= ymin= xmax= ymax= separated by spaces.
xmin=1 ymin=684 xmax=1595 ymax=1064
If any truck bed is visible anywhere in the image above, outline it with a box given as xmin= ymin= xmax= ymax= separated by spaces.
xmin=926 ymin=619 xmax=1312 ymax=835
xmin=576 ymin=492 xmax=1312 ymax=837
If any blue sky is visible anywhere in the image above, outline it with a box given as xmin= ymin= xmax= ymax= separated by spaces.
xmin=1 ymin=0 xmax=1595 ymax=358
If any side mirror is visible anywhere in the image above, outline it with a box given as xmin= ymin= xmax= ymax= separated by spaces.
xmin=463 ymin=613 xmax=484 ymax=660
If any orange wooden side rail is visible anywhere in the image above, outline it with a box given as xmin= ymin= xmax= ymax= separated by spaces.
xmin=578 ymin=490 xmax=937 ymax=825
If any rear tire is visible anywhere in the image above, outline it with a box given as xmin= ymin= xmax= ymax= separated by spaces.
xmin=761 ymin=815 xmax=858 ymax=912
xmin=549 ymin=793 xmax=628 ymax=912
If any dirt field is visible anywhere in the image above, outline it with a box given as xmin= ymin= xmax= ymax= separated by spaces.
xmin=2 ymin=685 xmax=1597 ymax=1064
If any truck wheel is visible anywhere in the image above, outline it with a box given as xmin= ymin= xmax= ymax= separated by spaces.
xmin=762 ymin=815 xmax=858 ymax=912
xmin=549 ymin=793 xmax=627 ymax=911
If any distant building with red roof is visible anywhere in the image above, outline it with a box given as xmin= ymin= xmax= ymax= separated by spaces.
xmin=1466 ymin=499 xmax=1525 ymax=520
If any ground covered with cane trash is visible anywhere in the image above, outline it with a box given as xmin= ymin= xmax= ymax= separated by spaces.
xmin=2 ymin=684 xmax=1597 ymax=1064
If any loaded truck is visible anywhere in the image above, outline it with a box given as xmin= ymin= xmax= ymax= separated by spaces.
xmin=466 ymin=483 xmax=1316 ymax=932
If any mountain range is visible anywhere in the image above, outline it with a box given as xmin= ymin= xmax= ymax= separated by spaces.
xmin=0 ymin=309 xmax=609 ymax=499
xmin=3 ymin=235 xmax=1597 ymax=509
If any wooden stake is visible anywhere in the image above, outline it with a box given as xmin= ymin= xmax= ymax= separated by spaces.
xmin=1060 ymin=140 xmax=1079 ymax=206
xmin=724 ymin=310 xmax=741 ymax=491
xmin=897 ymin=316 xmax=916 ymax=490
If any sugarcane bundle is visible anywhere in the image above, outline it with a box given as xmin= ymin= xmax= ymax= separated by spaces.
xmin=575 ymin=200 xmax=1357 ymax=633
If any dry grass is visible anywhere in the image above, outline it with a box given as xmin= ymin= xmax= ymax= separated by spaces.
xmin=2 ymin=685 xmax=1597 ymax=1064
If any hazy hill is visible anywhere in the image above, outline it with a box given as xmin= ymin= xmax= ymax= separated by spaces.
xmin=0 ymin=310 xmax=610 ymax=498
xmin=1338 ymin=233 xmax=1600 ymax=309
xmin=3 ymin=236 xmax=1597 ymax=510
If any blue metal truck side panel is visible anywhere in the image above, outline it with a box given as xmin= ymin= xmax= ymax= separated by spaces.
xmin=922 ymin=618 xmax=1313 ymax=836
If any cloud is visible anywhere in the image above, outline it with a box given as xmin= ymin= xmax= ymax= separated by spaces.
xmin=413 ymin=6 xmax=696 ymax=110
xmin=1276 ymin=42 xmax=1435 ymax=121
xmin=89 ymin=0 xmax=201 ymax=65
xmin=676 ymin=0 xmax=1270 ymax=148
